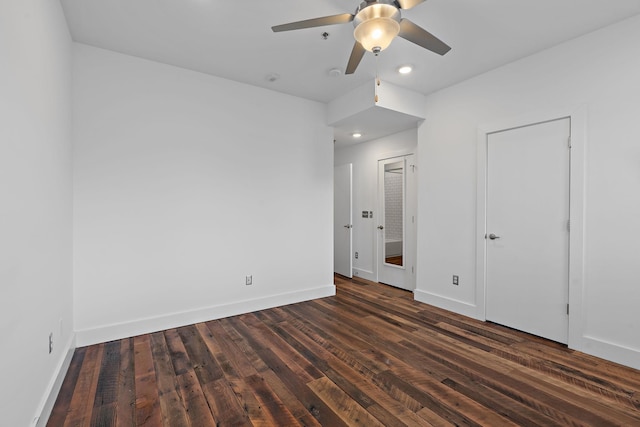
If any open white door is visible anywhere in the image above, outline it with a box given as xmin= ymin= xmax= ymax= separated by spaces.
xmin=377 ymin=155 xmax=415 ymax=291
xmin=486 ymin=118 xmax=570 ymax=344
xmin=334 ymin=164 xmax=352 ymax=278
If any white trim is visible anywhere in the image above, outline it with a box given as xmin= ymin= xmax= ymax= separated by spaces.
xmin=414 ymin=289 xmax=480 ymax=320
xmin=75 ymin=285 xmax=336 ymax=347
xmin=476 ymin=105 xmax=587 ymax=348
xmin=353 ymin=268 xmax=376 ymax=282
xmin=581 ymin=335 xmax=640 ymax=370
xmin=35 ymin=334 xmax=76 ymax=427
xmin=377 ymin=149 xmax=416 ymax=162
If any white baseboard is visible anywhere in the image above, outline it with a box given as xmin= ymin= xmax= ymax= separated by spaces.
xmin=413 ymin=288 xmax=481 ymax=320
xmin=76 ymin=284 xmax=336 ymax=347
xmin=414 ymin=289 xmax=640 ymax=372
xmin=353 ymin=268 xmax=376 ymax=282
xmin=35 ymin=334 xmax=76 ymax=427
xmin=578 ymin=335 xmax=640 ymax=371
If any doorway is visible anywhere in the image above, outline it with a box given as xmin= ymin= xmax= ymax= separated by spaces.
xmin=485 ymin=118 xmax=571 ymax=343
xmin=334 ymin=164 xmax=353 ymax=278
xmin=377 ymin=154 xmax=416 ymax=291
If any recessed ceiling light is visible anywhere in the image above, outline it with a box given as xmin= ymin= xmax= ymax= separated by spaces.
xmin=352 ymin=133 xmax=362 ymax=138
xmin=398 ymin=65 xmax=412 ymax=74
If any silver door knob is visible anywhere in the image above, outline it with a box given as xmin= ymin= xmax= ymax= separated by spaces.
xmin=488 ymin=233 xmax=500 ymax=240
xmin=344 ymin=224 xmax=352 ymax=229
xmin=377 ymin=225 xmax=384 ymax=230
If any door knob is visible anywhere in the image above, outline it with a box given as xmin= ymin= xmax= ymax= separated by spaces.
xmin=488 ymin=233 xmax=500 ymax=240
xmin=344 ymin=224 xmax=352 ymax=229
xmin=377 ymin=225 xmax=384 ymax=230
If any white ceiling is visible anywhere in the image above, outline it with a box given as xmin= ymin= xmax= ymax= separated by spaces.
xmin=60 ymin=0 xmax=640 ymax=145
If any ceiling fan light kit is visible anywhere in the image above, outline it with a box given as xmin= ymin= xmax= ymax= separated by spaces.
xmin=353 ymin=1 xmax=401 ymax=53
xmin=271 ymin=0 xmax=450 ymax=74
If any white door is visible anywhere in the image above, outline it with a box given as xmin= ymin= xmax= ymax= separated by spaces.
xmin=377 ymin=155 xmax=415 ymax=291
xmin=334 ymin=164 xmax=353 ymax=278
xmin=486 ymin=118 xmax=570 ymax=344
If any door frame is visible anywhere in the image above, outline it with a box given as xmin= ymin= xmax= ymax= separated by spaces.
xmin=334 ymin=163 xmax=353 ymax=278
xmin=475 ymin=106 xmax=586 ymax=349
xmin=485 ymin=117 xmax=571 ymax=344
xmin=375 ymin=153 xmax=417 ymax=291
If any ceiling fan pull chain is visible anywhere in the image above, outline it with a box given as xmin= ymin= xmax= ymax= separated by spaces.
xmin=374 ymin=52 xmax=380 ymax=103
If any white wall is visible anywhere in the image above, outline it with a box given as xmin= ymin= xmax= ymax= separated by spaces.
xmin=72 ymin=44 xmax=334 ymax=345
xmin=0 ymin=1 xmax=74 ymax=426
xmin=335 ymin=129 xmax=417 ymax=282
xmin=416 ymin=15 xmax=640 ymax=369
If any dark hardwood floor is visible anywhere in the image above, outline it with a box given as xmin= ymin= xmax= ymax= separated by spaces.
xmin=48 ymin=275 xmax=640 ymax=426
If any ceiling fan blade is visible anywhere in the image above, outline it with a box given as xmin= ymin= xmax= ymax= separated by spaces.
xmin=272 ymin=13 xmax=354 ymax=32
xmin=398 ymin=18 xmax=451 ymax=55
xmin=345 ymin=42 xmax=366 ymax=74
xmin=396 ymin=0 xmax=427 ymax=9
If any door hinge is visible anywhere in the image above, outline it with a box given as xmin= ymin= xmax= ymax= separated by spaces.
xmin=566 ymin=304 xmax=570 ymax=315
xmin=568 ymin=136 xmax=572 ymax=148
xmin=567 ymin=219 xmax=570 ymax=232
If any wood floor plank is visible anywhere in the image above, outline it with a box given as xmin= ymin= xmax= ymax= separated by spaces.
xmin=250 ymin=346 xmax=348 ymax=426
xmin=175 ymin=370 xmax=217 ymax=427
xmin=271 ymin=313 xmax=442 ymax=426
xmin=203 ymin=379 xmax=251 ymax=426
xmin=282 ymin=303 xmax=392 ymax=368
xmin=307 ymin=377 xmax=385 ymax=427
xmin=163 ymin=328 xmax=219 ymax=426
xmin=115 ymin=338 xmax=135 ymax=427
xmin=163 ymin=329 xmax=191 ymax=377
xmin=133 ymin=335 xmax=162 ymax=426
xmin=149 ymin=332 xmax=189 ymax=427
xmin=176 ymin=325 xmax=224 ymax=385
xmin=49 ymin=275 xmax=640 ymax=426
xmin=260 ymin=369 xmax=323 ymax=427
xmin=244 ymin=373 xmax=301 ymax=426
xmin=218 ymin=317 xmax=269 ymax=373
xmin=397 ymin=337 xmax=613 ymax=426
xmin=509 ymin=339 xmax=640 ymax=409
xmin=240 ymin=313 xmax=324 ymax=381
xmin=225 ymin=376 xmax=270 ymax=425
xmin=47 ymin=347 xmax=87 ymax=427
xmin=204 ymin=320 xmax=260 ymax=379
xmin=316 ymin=311 xmax=562 ymax=426
xmin=276 ymin=315 xmax=387 ymax=377
xmin=63 ymin=343 xmax=104 ymax=427
xmin=196 ymin=321 xmax=241 ymax=379
xmin=90 ymin=341 xmax=121 ymax=427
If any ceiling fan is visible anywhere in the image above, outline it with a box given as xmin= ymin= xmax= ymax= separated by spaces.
xmin=272 ymin=0 xmax=451 ymax=74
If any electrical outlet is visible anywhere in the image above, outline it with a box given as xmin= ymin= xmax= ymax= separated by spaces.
xmin=453 ymin=275 xmax=459 ymax=286
xmin=49 ymin=332 xmax=53 ymax=354
xmin=246 ymin=275 xmax=253 ymax=286
xmin=355 ymin=251 xmax=359 ymax=259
